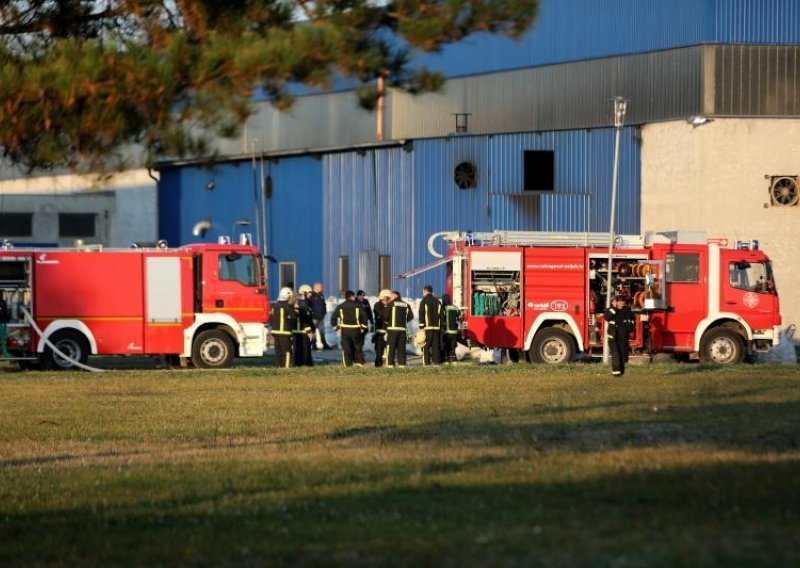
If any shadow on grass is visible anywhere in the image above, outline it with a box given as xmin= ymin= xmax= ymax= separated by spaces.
xmin=322 ymin=401 xmax=800 ymax=453
xmin=2 ymin=459 xmax=798 ymax=567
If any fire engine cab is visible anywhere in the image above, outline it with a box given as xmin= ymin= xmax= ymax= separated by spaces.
xmin=422 ymin=230 xmax=781 ymax=364
xmin=0 ymin=238 xmax=269 ymax=370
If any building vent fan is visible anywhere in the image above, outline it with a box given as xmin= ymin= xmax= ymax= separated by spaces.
xmin=454 ymin=161 xmax=477 ymax=189
xmin=769 ymin=176 xmax=799 ymax=207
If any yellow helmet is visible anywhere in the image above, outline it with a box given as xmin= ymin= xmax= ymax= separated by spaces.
xmin=379 ymin=289 xmax=392 ymax=300
xmin=298 ymin=284 xmax=312 ymax=294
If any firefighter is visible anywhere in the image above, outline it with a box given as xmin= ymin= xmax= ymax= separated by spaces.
xmin=293 ymin=285 xmax=316 ymax=366
xmin=355 ymin=290 xmax=374 ymax=352
xmin=419 ymin=284 xmax=443 ymax=365
xmin=604 ymin=294 xmax=636 ymax=376
xmin=385 ymin=291 xmax=413 ymax=368
xmin=441 ymin=293 xmax=460 ymax=364
xmin=372 ymin=289 xmax=392 ymax=367
xmin=331 ymin=290 xmax=368 ymax=367
xmin=270 ymin=287 xmax=298 ymax=368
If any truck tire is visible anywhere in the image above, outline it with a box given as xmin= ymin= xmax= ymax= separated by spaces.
xmin=192 ymin=330 xmax=234 ymax=369
xmin=700 ymin=328 xmax=745 ymax=365
xmin=530 ymin=328 xmax=575 ymax=364
xmin=41 ymin=330 xmax=91 ymax=371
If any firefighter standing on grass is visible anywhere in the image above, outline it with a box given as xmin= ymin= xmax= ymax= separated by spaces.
xmin=270 ymin=287 xmax=298 ymax=368
xmin=293 ymin=285 xmax=316 ymax=367
xmin=419 ymin=285 xmax=443 ymax=365
xmin=385 ymin=291 xmax=413 ymax=367
xmin=441 ymin=293 xmax=460 ymax=364
xmin=372 ymin=289 xmax=392 ymax=367
xmin=604 ymin=294 xmax=635 ymax=376
xmin=331 ymin=290 xmax=368 ymax=367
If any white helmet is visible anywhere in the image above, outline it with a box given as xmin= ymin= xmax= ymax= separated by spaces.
xmin=278 ymin=287 xmax=294 ymax=302
xmin=298 ymin=284 xmax=312 ymax=294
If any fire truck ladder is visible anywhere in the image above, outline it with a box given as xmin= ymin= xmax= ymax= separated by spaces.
xmin=429 ymin=231 xmax=644 ymax=257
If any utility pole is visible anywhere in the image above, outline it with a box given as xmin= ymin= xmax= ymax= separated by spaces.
xmin=603 ymin=97 xmax=628 ymax=364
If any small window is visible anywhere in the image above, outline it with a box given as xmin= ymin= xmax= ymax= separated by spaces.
xmin=219 ymin=253 xmax=259 ymax=286
xmin=379 ymin=255 xmax=392 ymax=292
xmin=666 ymin=253 xmax=700 ymax=283
xmin=523 ymin=150 xmax=555 ymax=191
xmin=278 ymin=261 xmax=296 ymax=289
xmin=338 ymin=256 xmax=350 ymax=293
xmin=729 ymin=261 xmax=775 ymax=293
xmin=59 ymin=213 xmax=96 ymax=238
xmin=0 ymin=213 xmax=33 ymax=237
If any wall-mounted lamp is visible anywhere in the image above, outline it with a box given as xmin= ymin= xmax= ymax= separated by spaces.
xmin=192 ymin=218 xmax=212 ymax=238
xmin=687 ymin=116 xmax=714 ymax=128
xmin=205 ymin=180 xmax=216 ymax=191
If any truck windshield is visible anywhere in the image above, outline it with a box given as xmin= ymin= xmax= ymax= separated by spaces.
xmin=219 ymin=253 xmax=259 ymax=287
xmin=729 ymin=260 xmax=776 ymax=294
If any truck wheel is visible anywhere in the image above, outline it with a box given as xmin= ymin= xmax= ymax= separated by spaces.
xmin=699 ymin=328 xmax=745 ymax=365
xmin=192 ymin=330 xmax=234 ymax=369
xmin=42 ymin=330 xmax=90 ymax=371
xmin=530 ymin=328 xmax=575 ymax=364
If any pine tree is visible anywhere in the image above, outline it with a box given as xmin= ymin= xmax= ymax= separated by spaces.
xmin=0 ymin=1 xmax=538 ymax=171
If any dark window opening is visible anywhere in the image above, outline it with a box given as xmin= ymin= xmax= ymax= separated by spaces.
xmin=379 ymin=255 xmax=392 ymax=292
xmin=523 ymin=150 xmax=555 ymax=191
xmin=59 ymin=213 xmax=96 ymax=238
xmin=0 ymin=213 xmax=33 ymax=237
xmin=338 ymin=256 xmax=350 ymax=293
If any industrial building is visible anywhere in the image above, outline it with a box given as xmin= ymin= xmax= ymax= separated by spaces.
xmin=1 ymin=0 xmax=799 ymax=329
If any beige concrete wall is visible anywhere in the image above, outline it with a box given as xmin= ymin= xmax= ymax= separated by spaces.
xmin=641 ymin=118 xmax=800 ymax=330
xmin=0 ymin=170 xmax=157 ymax=247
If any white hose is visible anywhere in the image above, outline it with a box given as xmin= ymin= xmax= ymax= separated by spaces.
xmin=20 ymin=306 xmax=105 ymax=373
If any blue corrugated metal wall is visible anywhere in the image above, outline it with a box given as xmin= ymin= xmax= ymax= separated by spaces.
xmin=414 ymin=0 xmax=800 ymax=77
xmin=158 ymin=157 xmax=323 ymax=298
xmin=323 ymin=128 xmax=640 ymax=297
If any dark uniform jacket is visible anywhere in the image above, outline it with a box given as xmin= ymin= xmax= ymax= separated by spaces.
xmin=373 ymin=301 xmax=387 ymax=332
xmin=360 ymin=298 xmax=374 ymax=327
xmin=309 ymin=292 xmax=327 ymax=320
xmin=0 ymin=296 xmax=8 ymax=324
xmin=419 ymin=295 xmax=443 ymax=329
xmin=442 ymin=305 xmax=460 ymax=335
xmin=331 ymin=299 xmax=368 ymax=331
xmin=270 ymin=301 xmax=298 ymax=336
xmin=386 ymin=300 xmax=414 ymax=330
xmin=604 ymin=305 xmax=635 ymax=341
xmin=294 ymin=299 xmax=315 ymax=334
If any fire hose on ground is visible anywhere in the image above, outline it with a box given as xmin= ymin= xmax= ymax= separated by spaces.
xmin=20 ymin=306 xmax=105 ymax=373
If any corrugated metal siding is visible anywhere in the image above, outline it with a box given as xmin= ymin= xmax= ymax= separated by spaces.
xmin=323 ymin=129 xmax=640 ymax=296
xmin=218 ymin=90 xmax=384 ymax=156
xmin=413 ymin=0 xmax=712 ymax=76
xmin=158 ymin=157 xmax=323 ymax=298
xmin=715 ymin=44 xmax=800 ymax=115
xmin=714 ymin=0 xmax=800 ymax=44
xmin=391 ymin=47 xmax=704 ymax=138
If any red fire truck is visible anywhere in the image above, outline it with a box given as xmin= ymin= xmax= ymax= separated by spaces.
xmin=0 ymin=238 xmax=268 ymax=370
xmin=420 ymin=230 xmax=781 ymax=364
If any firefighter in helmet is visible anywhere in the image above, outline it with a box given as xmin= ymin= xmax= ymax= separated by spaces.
xmin=270 ymin=287 xmax=298 ymax=368
xmin=372 ymin=289 xmax=392 ymax=367
xmin=293 ymin=284 xmax=316 ymax=366
xmin=604 ymin=294 xmax=635 ymax=376
xmin=331 ymin=290 xmax=368 ymax=367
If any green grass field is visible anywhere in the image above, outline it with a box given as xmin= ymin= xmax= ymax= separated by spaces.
xmin=1 ymin=362 xmax=799 ymax=566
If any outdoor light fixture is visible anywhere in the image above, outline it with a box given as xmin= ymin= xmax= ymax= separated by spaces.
xmin=687 ymin=116 xmax=714 ymax=128
xmin=192 ymin=218 xmax=212 ymax=237
xmin=205 ymin=180 xmax=216 ymax=191
xmin=231 ymin=218 xmax=251 ymax=236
